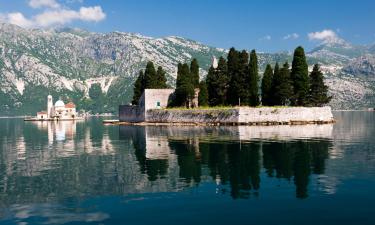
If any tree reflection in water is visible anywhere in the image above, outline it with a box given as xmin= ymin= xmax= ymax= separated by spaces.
xmin=122 ymin=126 xmax=332 ymax=199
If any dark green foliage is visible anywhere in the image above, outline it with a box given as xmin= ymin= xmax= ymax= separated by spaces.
xmin=155 ymin=66 xmax=168 ymax=88
xmin=272 ymin=62 xmax=293 ymax=106
xmin=132 ymin=70 xmax=145 ymax=105
xmin=144 ymin=61 xmax=157 ymax=88
xmin=227 ymin=48 xmax=247 ymax=106
xmin=291 ymin=46 xmax=309 ymax=106
xmin=309 ymin=64 xmax=332 ymax=106
xmin=226 ymin=48 xmax=240 ymax=105
xmin=248 ymin=49 xmax=259 ymax=106
xmin=132 ymin=62 xmax=168 ymax=105
xmin=190 ymin=58 xmax=200 ymax=88
xmin=198 ymin=81 xmax=209 ymax=106
xmin=89 ymin=83 xmax=105 ymax=112
xmin=206 ymin=57 xmax=229 ymax=106
xmin=261 ymin=64 xmax=273 ymax=106
xmin=174 ymin=63 xmax=195 ymax=107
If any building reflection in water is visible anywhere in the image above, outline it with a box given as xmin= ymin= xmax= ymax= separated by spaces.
xmin=120 ymin=124 xmax=334 ymax=199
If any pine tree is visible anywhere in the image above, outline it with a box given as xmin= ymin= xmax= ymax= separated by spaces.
xmin=156 ymin=66 xmax=168 ymax=88
xmin=273 ymin=62 xmax=293 ymax=106
xmin=248 ymin=49 xmax=259 ymax=106
xmin=190 ymin=58 xmax=200 ymax=88
xmin=261 ymin=64 xmax=273 ymax=106
xmin=291 ymin=46 xmax=309 ymax=106
xmin=144 ymin=61 xmax=157 ymax=88
xmin=132 ymin=70 xmax=145 ymax=105
xmin=198 ymin=81 xmax=208 ymax=106
xmin=309 ymin=64 xmax=332 ymax=106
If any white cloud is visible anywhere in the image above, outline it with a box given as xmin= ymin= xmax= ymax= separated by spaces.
xmin=4 ymin=12 xmax=34 ymax=28
xmin=29 ymin=0 xmax=60 ymax=9
xmin=1 ymin=6 xmax=106 ymax=28
xmin=283 ymin=33 xmax=299 ymax=40
xmin=259 ymin=35 xmax=271 ymax=41
xmin=308 ymin=29 xmax=339 ymax=42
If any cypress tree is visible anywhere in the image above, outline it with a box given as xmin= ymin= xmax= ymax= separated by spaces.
xmin=291 ymin=46 xmax=309 ymax=106
xmin=132 ymin=70 xmax=145 ymax=105
xmin=206 ymin=57 xmax=229 ymax=106
xmin=248 ymin=49 xmax=259 ymax=106
xmin=156 ymin=66 xmax=168 ymax=88
xmin=227 ymin=48 xmax=241 ymax=105
xmin=198 ymin=80 xmax=209 ymax=106
xmin=206 ymin=66 xmax=217 ymax=106
xmin=238 ymin=50 xmax=250 ymax=105
xmin=273 ymin=62 xmax=293 ymax=106
xmin=309 ymin=64 xmax=332 ymax=106
xmin=190 ymin=58 xmax=200 ymax=88
xmin=270 ymin=62 xmax=280 ymax=106
xmin=144 ymin=61 xmax=157 ymax=88
xmin=261 ymin=64 xmax=273 ymax=106
xmin=174 ymin=63 xmax=194 ymax=107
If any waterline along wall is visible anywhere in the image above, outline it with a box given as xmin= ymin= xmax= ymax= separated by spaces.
xmin=119 ymin=106 xmax=334 ymax=125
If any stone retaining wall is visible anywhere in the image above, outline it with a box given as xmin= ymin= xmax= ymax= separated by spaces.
xmin=144 ymin=107 xmax=334 ymax=125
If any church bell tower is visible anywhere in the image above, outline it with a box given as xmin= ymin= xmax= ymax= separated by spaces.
xmin=47 ymin=95 xmax=53 ymax=118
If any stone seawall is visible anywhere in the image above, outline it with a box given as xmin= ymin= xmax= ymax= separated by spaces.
xmin=119 ymin=105 xmax=145 ymax=122
xmin=145 ymin=107 xmax=334 ymax=125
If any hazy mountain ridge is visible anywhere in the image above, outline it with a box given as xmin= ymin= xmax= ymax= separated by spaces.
xmin=0 ymin=23 xmax=375 ymax=115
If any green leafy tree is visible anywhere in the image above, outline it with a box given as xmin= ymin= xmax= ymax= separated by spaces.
xmin=291 ymin=46 xmax=309 ymax=106
xmin=273 ymin=62 xmax=293 ymax=106
xmin=309 ymin=64 xmax=332 ymax=106
xmin=261 ymin=64 xmax=274 ymax=106
xmin=190 ymin=58 xmax=200 ymax=88
xmin=248 ymin=49 xmax=259 ymax=106
xmin=198 ymin=80 xmax=209 ymax=106
xmin=132 ymin=70 xmax=145 ymax=105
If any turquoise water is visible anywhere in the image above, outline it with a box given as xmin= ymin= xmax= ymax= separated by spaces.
xmin=0 ymin=112 xmax=374 ymax=224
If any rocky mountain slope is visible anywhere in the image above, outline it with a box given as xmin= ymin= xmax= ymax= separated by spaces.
xmin=0 ymin=23 xmax=375 ymax=115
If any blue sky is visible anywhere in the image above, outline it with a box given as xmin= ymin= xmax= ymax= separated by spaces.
xmin=0 ymin=0 xmax=374 ymax=52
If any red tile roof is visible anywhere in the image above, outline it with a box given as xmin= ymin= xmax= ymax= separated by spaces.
xmin=37 ymin=111 xmax=47 ymax=115
xmin=65 ymin=102 xmax=76 ymax=108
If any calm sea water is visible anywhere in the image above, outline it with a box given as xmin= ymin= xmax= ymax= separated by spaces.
xmin=0 ymin=112 xmax=374 ymax=225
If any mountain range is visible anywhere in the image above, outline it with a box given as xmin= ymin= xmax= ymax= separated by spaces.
xmin=1 ymin=22 xmax=375 ymax=115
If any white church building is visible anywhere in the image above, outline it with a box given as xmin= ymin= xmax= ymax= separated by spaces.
xmin=36 ymin=95 xmax=78 ymax=120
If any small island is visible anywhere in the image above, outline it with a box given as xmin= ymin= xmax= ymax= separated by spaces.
xmin=108 ymin=46 xmax=334 ymax=126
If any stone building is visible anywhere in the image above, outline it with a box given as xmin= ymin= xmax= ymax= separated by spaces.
xmin=119 ymin=88 xmax=199 ymax=122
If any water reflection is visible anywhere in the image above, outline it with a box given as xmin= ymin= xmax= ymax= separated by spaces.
xmin=119 ymin=125 xmax=333 ymax=199
xmin=0 ymin=119 xmax=338 ymax=223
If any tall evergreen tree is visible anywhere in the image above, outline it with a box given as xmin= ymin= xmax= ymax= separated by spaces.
xmin=144 ymin=61 xmax=157 ymax=88
xmin=238 ymin=50 xmax=250 ymax=105
xmin=227 ymin=48 xmax=241 ymax=105
xmin=261 ymin=64 xmax=274 ymax=106
xmin=155 ymin=66 xmax=168 ymax=88
xmin=248 ymin=49 xmax=260 ymax=106
xmin=273 ymin=62 xmax=293 ymax=106
xmin=206 ymin=57 xmax=229 ymax=106
xmin=190 ymin=58 xmax=200 ymax=88
xmin=132 ymin=70 xmax=145 ymax=105
xmin=270 ymin=62 xmax=280 ymax=106
xmin=174 ymin=63 xmax=194 ymax=107
xmin=291 ymin=46 xmax=309 ymax=106
xmin=309 ymin=64 xmax=332 ymax=106
xmin=198 ymin=80 xmax=209 ymax=106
